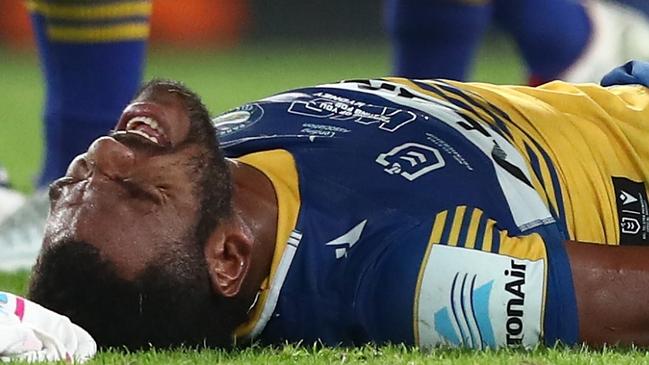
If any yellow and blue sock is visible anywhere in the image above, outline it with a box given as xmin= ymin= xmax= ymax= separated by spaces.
xmin=27 ymin=0 xmax=151 ymax=186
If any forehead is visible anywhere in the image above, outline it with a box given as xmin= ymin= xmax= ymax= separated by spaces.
xmin=135 ymin=84 xmax=190 ymax=105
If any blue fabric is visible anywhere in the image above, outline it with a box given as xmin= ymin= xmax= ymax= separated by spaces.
xmin=31 ymin=11 xmax=148 ymax=186
xmin=218 ymin=80 xmax=579 ymax=347
xmin=494 ymin=0 xmax=591 ymax=81
xmin=385 ymin=0 xmax=590 ymax=82
xmin=385 ymin=0 xmax=491 ymax=80
xmin=601 ymin=61 xmax=649 ymax=88
xmin=615 ymin=0 xmax=649 ymax=17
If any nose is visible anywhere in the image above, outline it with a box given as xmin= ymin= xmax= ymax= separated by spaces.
xmin=86 ymin=137 xmax=135 ymax=180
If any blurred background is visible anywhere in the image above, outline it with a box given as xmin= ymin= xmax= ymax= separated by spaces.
xmin=3 ymin=0 xmax=648 ymax=194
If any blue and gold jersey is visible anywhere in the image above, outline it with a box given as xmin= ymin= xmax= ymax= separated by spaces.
xmin=215 ymin=78 xmax=649 ymax=348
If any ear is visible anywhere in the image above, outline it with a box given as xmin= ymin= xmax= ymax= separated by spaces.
xmin=204 ymin=218 xmax=254 ymax=297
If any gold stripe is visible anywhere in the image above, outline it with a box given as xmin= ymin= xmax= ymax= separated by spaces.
xmin=26 ymin=1 xmax=151 ymax=20
xmin=447 ymin=206 xmax=467 ymax=246
xmin=47 ymin=23 xmax=149 ymax=42
xmin=463 ymin=208 xmax=483 ymax=249
xmin=427 ymin=210 xmax=448 ymax=245
xmin=481 ymin=219 xmax=496 ymax=252
xmin=414 ymin=212 xmax=448 ymax=344
xmin=497 ymin=231 xmax=547 ymax=261
xmin=233 ymin=149 xmax=302 ymax=339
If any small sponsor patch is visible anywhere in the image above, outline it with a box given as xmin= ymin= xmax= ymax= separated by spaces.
xmin=416 ymin=245 xmax=544 ymax=349
xmin=612 ymin=177 xmax=649 ymax=244
xmin=212 ymin=103 xmax=264 ymax=137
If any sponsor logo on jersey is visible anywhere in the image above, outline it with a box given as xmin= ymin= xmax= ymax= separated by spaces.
xmin=612 ymin=177 xmax=649 ymax=244
xmin=504 ymin=260 xmax=526 ymax=345
xmin=212 ymin=103 xmax=264 ymax=136
xmin=287 ymin=92 xmax=417 ymax=132
xmin=300 ymin=123 xmax=350 ymax=138
xmin=376 ymin=142 xmax=445 ymax=181
xmin=324 ymin=220 xmax=367 ymax=259
xmin=433 ymin=274 xmax=496 ymax=348
xmin=425 ymin=133 xmax=474 ymax=171
xmin=416 ymin=246 xmax=543 ymax=349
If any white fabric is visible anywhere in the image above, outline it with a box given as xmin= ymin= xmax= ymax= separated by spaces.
xmin=563 ymin=0 xmax=649 ymax=83
xmin=0 ymin=291 xmax=96 ymax=363
xmin=0 ymin=189 xmax=49 ymax=272
xmin=0 ymin=187 xmax=25 ymax=224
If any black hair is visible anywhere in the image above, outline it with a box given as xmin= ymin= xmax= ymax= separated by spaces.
xmin=28 ymin=240 xmax=247 ymax=350
xmin=29 ymin=80 xmax=246 ymax=349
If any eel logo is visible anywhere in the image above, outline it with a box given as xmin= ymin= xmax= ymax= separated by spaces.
xmin=621 ymin=217 xmax=641 ymax=235
xmin=376 ymin=142 xmax=445 ymax=181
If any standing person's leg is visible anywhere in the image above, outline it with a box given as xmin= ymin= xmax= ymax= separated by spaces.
xmin=493 ymin=0 xmax=591 ymax=85
xmin=28 ymin=0 xmax=152 ymax=186
xmin=385 ymin=0 xmax=492 ymax=80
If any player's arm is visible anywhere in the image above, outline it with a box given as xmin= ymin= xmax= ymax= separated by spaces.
xmin=566 ymin=241 xmax=649 ymax=346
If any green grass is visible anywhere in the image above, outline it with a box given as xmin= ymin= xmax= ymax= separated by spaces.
xmin=29 ymin=344 xmax=649 ymax=365
xmin=1 ymin=39 xmax=592 ymax=364
xmin=10 ymin=343 xmax=649 ymax=364
xmin=0 ymin=39 xmax=523 ymax=194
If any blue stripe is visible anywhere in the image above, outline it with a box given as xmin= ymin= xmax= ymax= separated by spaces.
xmin=490 ymin=226 xmax=501 ymax=254
xmin=460 ymin=273 xmax=477 ymax=347
xmin=524 ymin=143 xmax=560 ymax=221
xmin=456 ymin=207 xmax=474 ymax=248
xmin=450 ymin=273 xmax=468 ymax=346
xmin=468 ymin=275 xmax=483 ymax=348
xmin=472 ymin=280 xmax=496 ymax=348
xmin=439 ymin=210 xmax=453 ymax=245
xmin=411 ymin=80 xmax=447 ymax=99
xmin=433 ymin=80 xmax=514 ymax=122
xmin=431 ymin=81 xmax=515 ymax=141
xmin=473 ymin=213 xmax=488 ymax=251
xmin=543 ymin=226 xmax=579 ymax=345
xmin=528 ymin=139 xmax=569 ymax=237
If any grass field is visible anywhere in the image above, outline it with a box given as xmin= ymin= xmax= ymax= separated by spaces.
xmin=8 ymin=39 xmax=649 ymax=364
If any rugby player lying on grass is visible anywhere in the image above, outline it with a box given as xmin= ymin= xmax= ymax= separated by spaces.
xmin=24 ymin=61 xmax=649 ymax=351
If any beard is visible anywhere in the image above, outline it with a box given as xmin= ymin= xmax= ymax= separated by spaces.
xmin=28 ymin=80 xmax=243 ymax=350
xmin=28 ymin=239 xmax=247 ymax=350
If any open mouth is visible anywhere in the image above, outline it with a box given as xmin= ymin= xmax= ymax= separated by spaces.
xmin=114 ymin=114 xmax=171 ymax=147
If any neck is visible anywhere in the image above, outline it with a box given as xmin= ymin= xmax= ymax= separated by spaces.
xmin=226 ymin=158 xmax=278 ymax=303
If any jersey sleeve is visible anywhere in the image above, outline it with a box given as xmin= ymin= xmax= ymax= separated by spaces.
xmin=410 ymin=207 xmax=578 ymax=348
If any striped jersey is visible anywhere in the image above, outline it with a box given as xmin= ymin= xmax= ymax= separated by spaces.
xmin=214 ymin=77 xmax=649 ymax=348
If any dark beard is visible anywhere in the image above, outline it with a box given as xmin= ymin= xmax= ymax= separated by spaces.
xmin=29 ymin=81 xmax=241 ymax=350
xmin=27 ymin=240 xmax=247 ymax=350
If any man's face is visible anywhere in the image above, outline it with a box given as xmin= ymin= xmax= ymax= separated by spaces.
xmin=45 ymin=85 xmax=205 ymax=278
xmin=29 ymin=81 xmax=242 ymax=349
